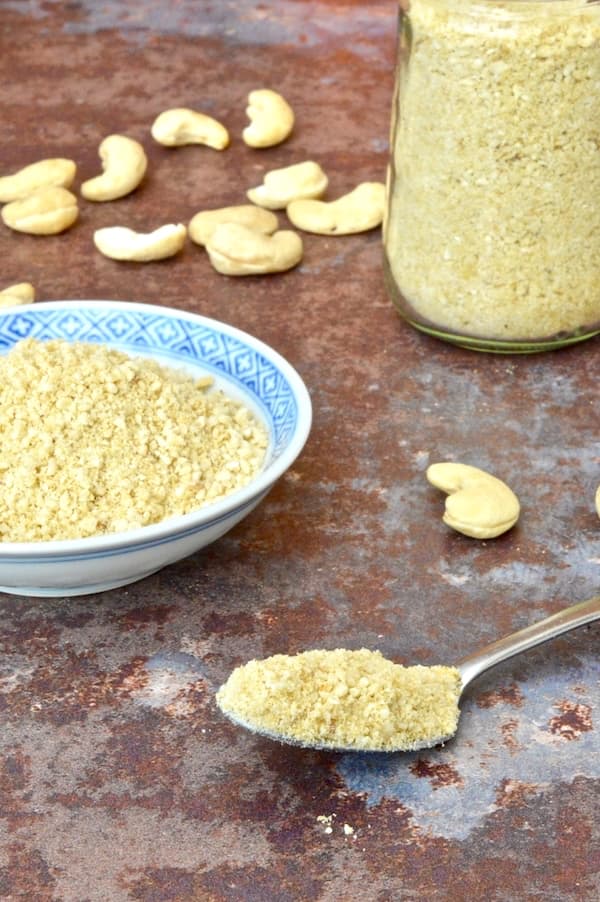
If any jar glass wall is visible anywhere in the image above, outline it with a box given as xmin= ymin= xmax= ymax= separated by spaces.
xmin=384 ymin=0 xmax=600 ymax=352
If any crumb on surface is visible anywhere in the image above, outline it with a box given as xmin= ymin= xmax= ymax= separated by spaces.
xmin=385 ymin=0 xmax=600 ymax=340
xmin=316 ymin=814 xmax=335 ymax=834
xmin=216 ymin=648 xmax=461 ymax=752
xmin=0 ymin=338 xmax=268 ymax=541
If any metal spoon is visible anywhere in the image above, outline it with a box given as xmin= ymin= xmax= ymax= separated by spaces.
xmin=219 ymin=595 xmax=600 ymax=752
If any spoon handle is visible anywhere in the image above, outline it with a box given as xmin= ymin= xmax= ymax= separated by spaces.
xmin=457 ymin=594 xmax=600 ymax=690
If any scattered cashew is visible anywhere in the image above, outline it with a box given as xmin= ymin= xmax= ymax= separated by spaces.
xmin=205 ymin=222 xmax=302 ymax=276
xmin=81 ymin=135 xmax=147 ymax=202
xmin=93 ymin=223 xmax=187 ymax=262
xmin=0 ymin=158 xmax=76 ymax=203
xmin=189 ymin=205 xmax=278 ymax=247
xmin=595 ymin=485 xmax=600 ymax=519
xmin=287 ymin=181 xmax=386 ymax=235
xmin=0 ymin=282 xmax=35 ymax=307
xmin=151 ymin=107 xmax=229 ymax=150
xmin=242 ymin=89 xmax=294 ymax=148
xmin=1 ymin=187 xmax=78 ymax=235
xmin=247 ymin=161 xmax=328 ymax=210
xmin=426 ymin=462 xmax=520 ymax=539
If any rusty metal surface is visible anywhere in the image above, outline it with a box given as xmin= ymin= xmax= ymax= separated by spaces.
xmin=1 ymin=1 xmax=599 ymax=899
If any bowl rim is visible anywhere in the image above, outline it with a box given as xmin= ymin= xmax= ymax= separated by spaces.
xmin=0 ymin=298 xmax=312 ymax=557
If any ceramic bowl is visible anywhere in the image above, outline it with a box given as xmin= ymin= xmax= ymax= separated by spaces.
xmin=0 ymin=300 xmax=312 ymax=597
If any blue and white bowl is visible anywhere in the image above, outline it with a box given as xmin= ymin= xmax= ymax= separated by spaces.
xmin=0 ymin=300 xmax=312 ymax=596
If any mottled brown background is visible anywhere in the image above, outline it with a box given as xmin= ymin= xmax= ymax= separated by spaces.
xmin=1 ymin=1 xmax=599 ymax=900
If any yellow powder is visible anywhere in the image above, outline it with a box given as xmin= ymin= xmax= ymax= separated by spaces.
xmin=216 ymin=648 xmax=462 ymax=752
xmin=0 ymin=338 xmax=268 ymax=541
xmin=384 ymin=0 xmax=600 ymax=341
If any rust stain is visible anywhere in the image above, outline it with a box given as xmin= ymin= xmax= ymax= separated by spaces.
xmin=0 ymin=747 xmax=30 ymax=792
xmin=476 ymin=682 xmax=524 ymax=709
xmin=0 ymin=844 xmax=56 ymax=900
xmin=82 ymin=721 xmax=188 ymax=798
xmin=500 ymin=717 xmax=522 ymax=752
xmin=115 ymin=603 xmax=177 ymax=631
xmin=3 ymin=654 xmax=149 ymax=724
xmin=136 ymin=862 xmax=326 ymax=902
xmin=0 ymin=748 xmax=39 ymax=832
xmin=495 ymin=778 xmax=540 ymax=809
xmin=123 ymin=866 xmax=199 ymax=900
xmin=549 ymin=700 xmax=593 ymax=741
xmin=409 ymin=757 xmax=464 ymax=789
xmin=201 ymin=610 xmax=258 ymax=639
xmin=161 ymin=678 xmax=210 ymax=719
xmin=247 ymin=596 xmax=340 ymax=656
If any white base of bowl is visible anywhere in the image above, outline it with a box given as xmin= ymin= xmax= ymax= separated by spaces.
xmin=0 ymin=568 xmax=162 ymax=597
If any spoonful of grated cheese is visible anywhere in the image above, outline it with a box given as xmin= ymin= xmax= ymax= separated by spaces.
xmin=216 ymin=595 xmax=600 ymax=752
xmin=218 ymin=648 xmax=460 ymax=752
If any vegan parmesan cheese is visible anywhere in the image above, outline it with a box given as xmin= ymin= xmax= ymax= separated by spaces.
xmin=384 ymin=0 xmax=600 ymax=344
xmin=216 ymin=648 xmax=462 ymax=751
xmin=0 ymin=339 xmax=268 ymax=542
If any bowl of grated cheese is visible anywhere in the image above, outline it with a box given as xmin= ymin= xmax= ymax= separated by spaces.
xmin=0 ymin=299 xmax=312 ymax=596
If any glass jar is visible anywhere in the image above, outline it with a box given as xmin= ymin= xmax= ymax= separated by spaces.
xmin=384 ymin=0 xmax=600 ymax=352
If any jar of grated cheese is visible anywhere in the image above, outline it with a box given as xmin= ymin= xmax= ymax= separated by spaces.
xmin=383 ymin=0 xmax=600 ymax=352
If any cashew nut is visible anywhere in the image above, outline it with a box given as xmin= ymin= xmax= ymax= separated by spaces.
xmin=0 ymin=158 xmax=76 ymax=203
xmin=247 ymin=161 xmax=328 ymax=210
xmin=205 ymin=223 xmax=302 ymax=276
xmin=426 ymin=462 xmax=520 ymax=539
xmin=242 ymin=89 xmax=294 ymax=148
xmin=188 ymin=205 xmax=278 ymax=247
xmin=1 ymin=187 xmax=78 ymax=235
xmin=287 ymin=181 xmax=386 ymax=235
xmin=0 ymin=282 xmax=35 ymax=307
xmin=151 ymin=107 xmax=229 ymax=150
xmin=81 ymin=135 xmax=147 ymax=201
xmin=595 ymin=485 xmax=600 ymax=519
xmin=93 ymin=223 xmax=187 ymax=262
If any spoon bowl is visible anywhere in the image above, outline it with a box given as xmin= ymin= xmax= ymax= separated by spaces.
xmin=217 ymin=595 xmax=600 ymax=753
